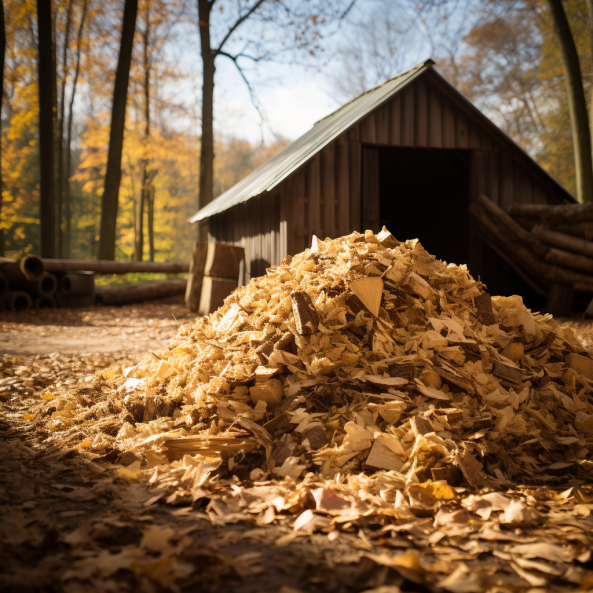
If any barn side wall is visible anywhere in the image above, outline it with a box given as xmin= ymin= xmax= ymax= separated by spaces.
xmin=209 ymin=190 xmax=284 ymax=285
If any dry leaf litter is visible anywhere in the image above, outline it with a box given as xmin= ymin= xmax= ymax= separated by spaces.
xmin=5 ymin=228 xmax=593 ymax=592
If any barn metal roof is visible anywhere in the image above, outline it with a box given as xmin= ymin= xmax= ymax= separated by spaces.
xmin=190 ymin=60 xmax=435 ymax=223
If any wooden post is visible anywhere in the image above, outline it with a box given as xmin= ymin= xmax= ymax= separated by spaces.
xmin=185 ymin=242 xmax=208 ymax=312
xmin=186 ymin=241 xmax=245 ymax=314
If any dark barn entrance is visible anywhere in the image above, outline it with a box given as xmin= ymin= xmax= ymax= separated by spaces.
xmin=365 ymin=146 xmax=471 ymax=267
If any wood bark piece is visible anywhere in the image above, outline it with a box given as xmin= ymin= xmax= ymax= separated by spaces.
xmin=493 ymin=361 xmax=525 ymax=386
xmin=198 ymin=277 xmax=238 ymax=315
xmin=96 ymin=278 xmax=186 ymax=306
xmin=431 ymin=464 xmax=462 ymax=486
xmin=291 ymin=291 xmax=319 ymax=334
xmin=349 ymin=277 xmax=383 ymax=317
xmin=410 ymin=416 xmax=433 ymax=436
xmin=304 ymin=426 xmax=328 ymax=450
xmin=474 ymin=292 xmax=496 ymax=325
xmin=532 ymin=225 xmax=593 ymax=259
xmin=43 ymin=258 xmax=189 ymax=274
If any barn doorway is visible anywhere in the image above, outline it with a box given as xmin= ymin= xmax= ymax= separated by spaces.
xmin=361 ymin=146 xmax=547 ymax=310
xmin=364 ymin=146 xmax=471 ymax=267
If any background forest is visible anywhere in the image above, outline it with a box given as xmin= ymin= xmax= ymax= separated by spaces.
xmin=1 ymin=0 xmax=592 ymax=262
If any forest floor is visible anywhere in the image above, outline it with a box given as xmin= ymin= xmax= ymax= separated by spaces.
xmin=1 ymin=303 xmax=593 ymax=592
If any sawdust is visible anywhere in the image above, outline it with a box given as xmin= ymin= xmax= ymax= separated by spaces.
xmin=3 ymin=229 xmax=593 ymax=592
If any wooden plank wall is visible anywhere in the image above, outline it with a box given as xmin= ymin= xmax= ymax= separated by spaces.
xmin=209 ymin=71 xmax=571 ymax=282
xmin=209 ymin=189 xmax=282 ymax=285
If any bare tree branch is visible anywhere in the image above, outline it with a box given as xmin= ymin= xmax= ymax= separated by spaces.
xmin=215 ymin=0 xmax=267 ymax=54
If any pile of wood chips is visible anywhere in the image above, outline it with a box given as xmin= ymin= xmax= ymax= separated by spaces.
xmin=37 ymin=228 xmax=593 ymax=496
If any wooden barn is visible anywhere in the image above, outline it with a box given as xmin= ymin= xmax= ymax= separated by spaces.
xmin=190 ymin=60 xmax=574 ymax=308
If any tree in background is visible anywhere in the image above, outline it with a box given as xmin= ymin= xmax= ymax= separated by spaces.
xmin=196 ymin=0 xmax=358 ymax=239
xmin=98 ymin=0 xmax=138 ymax=260
xmin=63 ymin=0 xmax=88 ymax=258
xmin=0 ymin=0 xmax=5 ymax=257
xmin=545 ymin=0 xmax=593 ymax=203
xmin=36 ymin=0 xmax=57 ymax=257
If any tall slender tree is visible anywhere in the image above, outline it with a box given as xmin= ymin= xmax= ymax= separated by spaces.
xmin=37 ymin=0 xmax=57 ymax=257
xmin=546 ymin=0 xmax=593 ymax=203
xmin=0 ymin=0 xmax=5 ymax=257
xmin=98 ymin=0 xmax=138 ymax=260
xmin=135 ymin=0 xmax=151 ymax=262
xmin=64 ymin=0 xmax=88 ymax=259
xmin=57 ymin=0 xmax=73 ymax=256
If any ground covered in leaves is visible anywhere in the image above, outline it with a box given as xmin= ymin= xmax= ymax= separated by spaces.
xmin=2 ymin=299 xmax=593 ymax=592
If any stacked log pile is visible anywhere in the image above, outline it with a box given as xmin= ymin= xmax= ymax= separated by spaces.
xmin=0 ymin=255 xmax=58 ymax=312
xmin=470 ymin=195 xmax=593 ymax=306
xmin=1 ymin=256 xmax=190 ymax=311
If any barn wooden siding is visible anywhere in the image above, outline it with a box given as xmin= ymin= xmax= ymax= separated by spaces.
xmin=209 ymin=69 xmax=566 ymax=284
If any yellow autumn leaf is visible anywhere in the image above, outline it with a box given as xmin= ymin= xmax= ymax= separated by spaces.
xmin=75 ymin=439 xmax=92 ymax=449
xmin=23 ymin=413 xmax=35 ymax=421
xmin=43 ymin=393 xmax=54 ymax=400
xmin=418 ymin=480 xmax=456 ymax=500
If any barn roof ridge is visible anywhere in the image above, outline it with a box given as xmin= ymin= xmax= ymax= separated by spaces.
xmin=190 ymin=60 xmax=573 ymax=224
xmin=313 ymin=58 xmax=436 ymax=126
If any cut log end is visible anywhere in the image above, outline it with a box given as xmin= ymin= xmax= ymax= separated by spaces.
xmin=291 ymin=291 xmax=319 ymax=335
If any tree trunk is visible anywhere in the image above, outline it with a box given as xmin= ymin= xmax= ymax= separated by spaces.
xmin=98 ymin=0 xmax=138 ymax=260
xmin=95 ymin=278 xmax=187 ymax=306
xmin=134 ymin=174 xmax=146 ymax=261
xmin=148 ymin=184 xmax=155 ymax=261
xmin=0 ymin=0 xmax=5 ymax=256
xmin=586 ymin=0 xmax=593 ymax=135
xmin=57 ymin=0 xmax=73 ymax=257
xmin=546 ymin=0 xmax=593 ymax=203
xmin=37 ymin=0 xmax=57 ymax=257
xmin=198 ymin=0 xmax=215 ymax=241
xmin=135 ymin=0 xmax=151 ymax=262
xmin=64 ymin=0 xmax=88 ymax=259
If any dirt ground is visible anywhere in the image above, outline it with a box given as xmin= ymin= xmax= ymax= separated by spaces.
xmin=0 ymin=301 xmax=388 ymax=593
xmin=2 ymin=302 xmax=593 ymax=592
xmin=0 ymin=298 xmax=191 ymax=356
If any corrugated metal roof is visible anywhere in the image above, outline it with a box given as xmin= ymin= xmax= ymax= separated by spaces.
xmin=190 ymin=60 xmax=434 ymax=223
